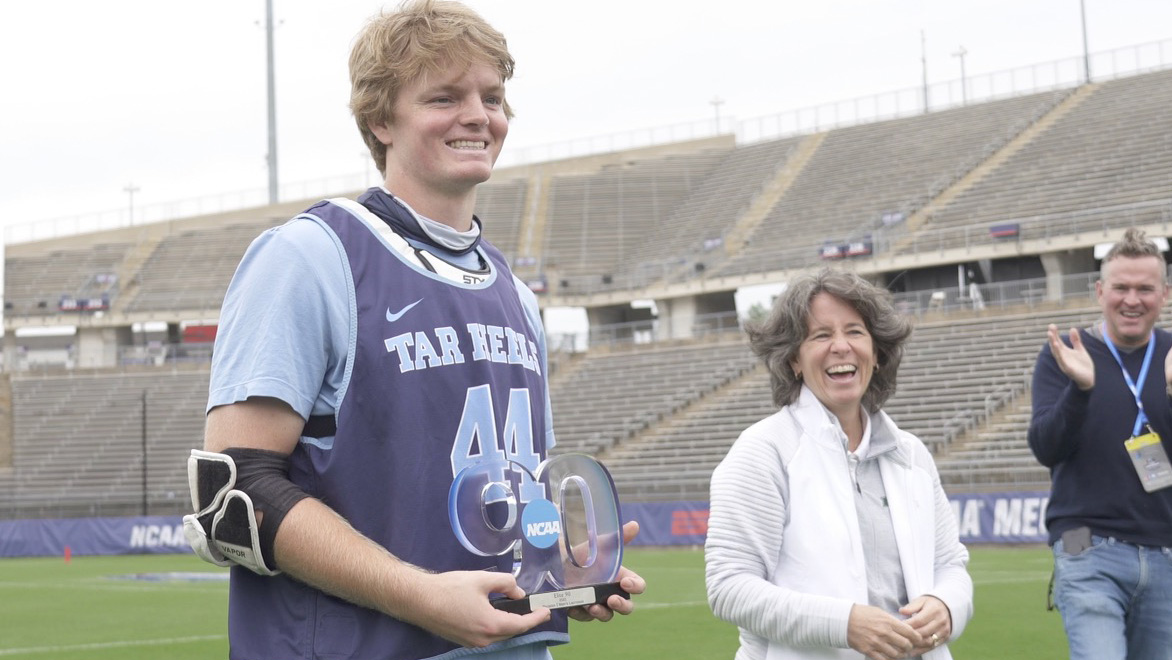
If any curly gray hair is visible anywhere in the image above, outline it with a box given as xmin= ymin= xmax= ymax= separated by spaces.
xmin=746 ymin=267 xmax=912 ymax=412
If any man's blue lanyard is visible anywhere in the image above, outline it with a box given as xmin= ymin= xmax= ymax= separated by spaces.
xmin=1101 ymin=322 xmax=1156 ymax=437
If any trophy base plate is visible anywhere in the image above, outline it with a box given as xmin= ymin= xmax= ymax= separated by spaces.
xmin=491 ymin=582 xmax=629 ymax=614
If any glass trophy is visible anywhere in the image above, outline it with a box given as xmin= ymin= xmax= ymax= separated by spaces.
xmin=448 ymin=453 xmax=627 ymax=614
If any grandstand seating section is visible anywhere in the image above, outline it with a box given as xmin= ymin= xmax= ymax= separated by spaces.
xmin=919 ymin=68 xmax=1172 ymax=247
xmin=5 ymin=66 xmax=1172 ymax=516
xmin=548 ymin=338 xmax=759 ymax=458
xmin=619 ymin=136 xmax=804 ymax=287
xmin=0 ymin=303 xmax=1108 ymax=515
xmin=0 ymin=368 xmax=208 ymax=518
xmin=474 ymin=176 xmax=529 ymax=258
xmin=592 ymin=306 xmax=1107 ymax=501
xmin=5 ymin=243 xmax=131 ymax=316
xmin=712 ymin=90 xmax=1072 ymax=277
xmin=542 ymin=148 xmax=732 ymax=291
xmin=124 ymin=221 xmax=285 ymax=314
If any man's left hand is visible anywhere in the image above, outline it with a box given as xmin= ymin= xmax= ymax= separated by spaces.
xmin=567 ymin=521 xmax=645 ymax=622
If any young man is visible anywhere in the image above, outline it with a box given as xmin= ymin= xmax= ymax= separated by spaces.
xmin=1029 ymin=227 xmax=1172 ymax=660
xmin=183 ymin=2 xmax=644 ymax=658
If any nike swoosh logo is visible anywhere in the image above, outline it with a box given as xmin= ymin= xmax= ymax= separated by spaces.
xmin=386 ymin=299 xmax=423 ymax=323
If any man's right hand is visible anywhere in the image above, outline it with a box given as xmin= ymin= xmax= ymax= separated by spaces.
xmin=1048 ymin=324 xmax=1095 ymax=391
xmin=408 ymin=570 xmax=551 ymax=648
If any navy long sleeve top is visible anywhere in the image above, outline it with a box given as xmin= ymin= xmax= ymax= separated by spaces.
xmin=1028 ymin=327 xmax=1172 ymax=547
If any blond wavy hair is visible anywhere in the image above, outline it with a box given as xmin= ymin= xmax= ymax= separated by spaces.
xmin=349 ymin=0 xmax=515 ymax=175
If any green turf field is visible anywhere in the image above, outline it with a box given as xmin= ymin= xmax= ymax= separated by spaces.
xmin=0 ymin=554 xmax=229 ymax=659
xmin=557 ymin=545 xmax=1068 ymax=660
xmin=0 ymin=546 xmax=1066 ymax=659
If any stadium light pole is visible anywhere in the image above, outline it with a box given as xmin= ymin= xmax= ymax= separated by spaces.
xmin=709 ymin=96 xmax=724 ymax=134
xmin=123 ymin=183 xmax=140 ymax=225
xmin=920 ymin=30 xmax=929 ymax=113
xmin=265 ymin=0 xmax=279 ymax=205
xmin=952 ymin=46 xmax=968 ymax=105
xmin=1080 ymin=0 xmax=1092 ymax=83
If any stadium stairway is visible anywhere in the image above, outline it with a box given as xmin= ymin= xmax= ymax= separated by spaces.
xmin=911 ymin=68 xmax=1172 ymax=250
xmin=718 ymin=132 xmax=827 ymax=265
xmin=107 ymin=233 xmax=167 ymax=315
xmin=512 ymin=172 xmax=552 ymax=276
xmin=708 ymin=89 xmax=1073 ymax=280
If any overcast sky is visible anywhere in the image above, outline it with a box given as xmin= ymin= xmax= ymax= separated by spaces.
xmin=2 ymin=0 xmax=1171 ymax=243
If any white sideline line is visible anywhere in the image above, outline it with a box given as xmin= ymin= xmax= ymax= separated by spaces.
xmin=638 ymin=599 xmax=707 ymax=609
xmin=0 ymin=580 xmax=224 ymax=593
xmin=973 ymin=571 xmax=1052 ymax=585
xmin=0 ymin=634 xmax=225 ymax=657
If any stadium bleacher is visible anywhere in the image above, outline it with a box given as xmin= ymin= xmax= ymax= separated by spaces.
xmin=1 ymin=368 xmax=207 ymax=519
xmin=474 ymin=175 xmax=529 ymax=258
xmin=619 ymin=136 xmax=805 ymax=288
xmin=0 ymin=299 xmax=1117 ymax=513
xmin=541 ymin=147 xmax=732 ymax=292
xmin=5 ymin=62 xmax=1172 ymax=518
xmin=910 ymin=68 xmax=1172 ymax=252
xmin=5 ymin=242 xmax=131 ymax=316
xmin=123 ymin=222 xmax=283 ymax=315
xmin=712 ymin=89 xmax=1073 ymax=279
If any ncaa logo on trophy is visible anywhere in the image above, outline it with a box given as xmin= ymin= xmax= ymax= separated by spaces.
xmin=448 ymin=453 xmax=627 ymax=613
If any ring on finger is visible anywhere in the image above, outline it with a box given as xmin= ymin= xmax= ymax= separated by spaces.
xmin=931 ymin=632 xmax=940 ymax=647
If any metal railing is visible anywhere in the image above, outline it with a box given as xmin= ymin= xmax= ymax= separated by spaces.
xmin=740 ymin=38 xmax=1172 ymax=145
xmin=555 ymin=199 xmax=1171 ymax=297
xmin=0 ymin=268 xmax=1112 ymax=374
xmin=893 ymin=271 xmax=1100 ymax=318
xmin=572 ymin=270 xmax=1107 ymax=351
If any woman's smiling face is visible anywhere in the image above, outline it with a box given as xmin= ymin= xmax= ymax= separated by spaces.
xmin=791 ymin=292 xmax=876 ymax=422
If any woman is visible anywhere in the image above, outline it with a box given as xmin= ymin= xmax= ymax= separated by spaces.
xmin=705 ymin=268 xmax=972 ymax=660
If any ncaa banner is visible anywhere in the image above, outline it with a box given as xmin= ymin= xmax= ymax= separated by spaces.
xmin=0 ymin=515 xmax=191 ymax=557
xmin=950 ymin=490 xmax=1050 ymax=544
xmin=622 ymin=493 xmax=1050 ymax=547
xmin=622 ymin=501 xmax=709 ymax=546
xmin=0 ymin=491 xmax=1051 ymax=557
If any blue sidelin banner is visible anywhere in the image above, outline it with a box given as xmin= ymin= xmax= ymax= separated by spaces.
xmin=949 ymin=490 xmax=1050 ymax=544
xmin=0 ymin=515 xmax=190 ymax=557
xmin=622 ymin=501 xmax=710 ymax=547
xmin=0 ymin=491 xmax=1051 ymax=557
xmin=619 ymin=492 xmax=1051 ymax=547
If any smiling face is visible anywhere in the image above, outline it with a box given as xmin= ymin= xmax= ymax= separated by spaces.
xmin=791 ymin=292 xmax=876 ymax=423
xmin=370 ymin=59 xmax=507 ymax=224
xmin=1096 ymin=254 xmax=1169 ymax=348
